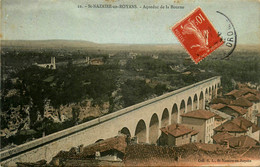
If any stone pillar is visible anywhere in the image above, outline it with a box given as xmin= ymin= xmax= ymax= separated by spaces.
xmin=177 ymin=110 xmax=180 ymax=123
xmin=146 ymin=128 xmax=150 ymax=143
xmin=203 ymin=96 xmax=205 ymax=110
xmin=168 ymin=114 xmax=171 ymax=125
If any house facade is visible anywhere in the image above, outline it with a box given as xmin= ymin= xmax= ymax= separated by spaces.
xmin=160 ymin=123 xmax=197 ymax=146
xmin=181 ymin=110 xmax=215 ymax=144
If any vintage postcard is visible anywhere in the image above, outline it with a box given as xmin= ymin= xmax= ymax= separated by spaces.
xmin=1 ymin=0 xmax=260 ymax=166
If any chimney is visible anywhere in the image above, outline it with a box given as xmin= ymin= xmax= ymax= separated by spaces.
xmin=224 ymin=140 xmax=229 ymax=149
xmin=176 ymin=124 xmax=179 ymax=128
xmin=166 ymin=126 xmax=169 ymax=132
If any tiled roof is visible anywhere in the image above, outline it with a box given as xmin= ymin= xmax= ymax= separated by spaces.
xmin=214 ymin=117 xmax=255 ymax=133
xmin=181 ymin=110 xmax=215 ymax=120
xmin=161 ymin=124 xmax=193 ymax=137
xmin=225 ymin=88 xmax=260 ymax=99
xmin=230 ymin=97 xmax=253 ymax=107
xmin=214 ymin=114 xmax=224 ymax=120
xmin=225 ymin=89 xmax=239 ymax=96
xmin=227 ymin=105 xmax=248 ymax=115
xmin=225 ymin=89 xmax=246 ymax=98
xmin=231 ymin=117 xmax=253 ymax=129
xmin=81 ymin=135 xmax=127 ymax=156
xmin=227 ymin=135 xmax=259 ymax=148
xmin=211 ymin=104 xmax=247 ymax=115
xmin=190 ymin=130 xmax=199 ymax=136
xmin=210 ymin=103 xmax=226 ymax=110
xmin=214 ymin=121 xmax=247 ymax=133
xmin=240 ymin=88 xmax=260 ymax=96
xmin=210 ymin=98 xmax=232 ymax=105
xmin=209 ymin=108 xmax=232 ymax=120
xmin=252 ymin=124 xmax=260 ymax=133
xmin=243 ymin=93 xmax=260 ymax=102
xmin=212 ymin=132 xmax=233 ymax=144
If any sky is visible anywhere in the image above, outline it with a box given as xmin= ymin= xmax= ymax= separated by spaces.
xmin=1 ymin=0 xmax=259 ymax=44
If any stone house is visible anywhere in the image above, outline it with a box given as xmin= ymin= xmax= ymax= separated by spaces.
xmin=181 ymin=110 xmax=215 ymax=144
xmin=80 ymin=135 xmax=127 ymax=161
xmin=212 ymin=131 xmax=233 ymax=144
xmin=212 ymin=133 xmax=258 ymax=148
xmin=230 ymin=97 xmax=253 ymax=121
xmin=210 ymin=97 xmax=232 ymax=105
xmin=224 ymin=87 xmax=260 ymax=122
xmin=209 ymin=108 xmax=231 ymax=128
xmin=243 ymin=93 xmax=260 ymax=124
xmin=214 ymin=116 xmax=259 ymax=141
xmin=160 ymin=123 xmax=198 ymax=146
xmin=211 ymin=104 xmax=247 ymax=118
xmin=214 ymin=114 xmax=226 ymax=129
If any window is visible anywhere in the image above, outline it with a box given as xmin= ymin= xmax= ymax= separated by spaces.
xmin=186 ymin=134 xmax=188 ymax=138
xmin=182 ymin=135 xmax=184 ymax=139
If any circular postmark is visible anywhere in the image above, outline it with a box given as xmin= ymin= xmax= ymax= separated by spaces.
xmin=210 ymin=11 xmax=237 ymax=59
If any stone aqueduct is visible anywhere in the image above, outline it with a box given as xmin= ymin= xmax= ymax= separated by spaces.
xmin=1 ymin=76 xmax=221 ymax=166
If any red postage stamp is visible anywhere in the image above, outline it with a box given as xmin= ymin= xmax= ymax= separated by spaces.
xmin=171 ymin=7 xmax=224 ymax=64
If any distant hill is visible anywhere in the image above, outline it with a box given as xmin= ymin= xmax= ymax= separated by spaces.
xmin=1 ymin=40 xmax=98 ymax=49
xmin=1 ymin=40 xmax=183 ymax=53
xmin=1 ymin=40 xmax=259 ymax=54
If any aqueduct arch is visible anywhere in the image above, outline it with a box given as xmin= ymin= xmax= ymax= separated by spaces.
xmin=120 ymin=127 xmax=131 ymax=137
xmin=193 ymin=94 xmax=198 ymax=110
xmin=161 ymin=108 xmax=170 ymax=127
xmin=171 ymin=103 xmax=178 ymax=124
xmin=135 ymin=119 xmax=147 ymax=143
xmin=149 ymin=113 xmax=159 ymax=144
xmin=212 ymin=86 xmax=215 ymax=98
xmin=205 ymin=88 xmax=209 ymax=100
xmin=180 ymin=100 xmax=186 ymax=123
xmin=209 ymin=87 xmax=212 ymax=101
xmin=205 ymin=88 xmax=209 ymax=107
xmin=199 ymin=91 xmax=204 ymax=109
xmin=187 ymin=97 xmax=192 ymax=113
xmin=180 ymin=100 xmax=186 ymax=114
